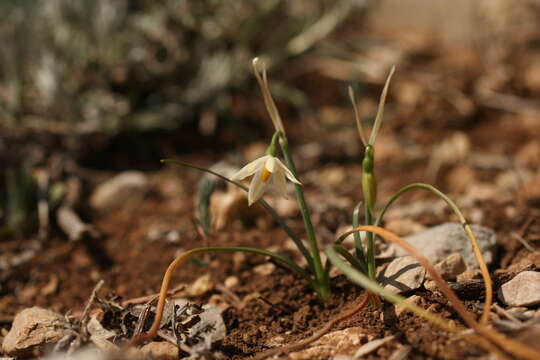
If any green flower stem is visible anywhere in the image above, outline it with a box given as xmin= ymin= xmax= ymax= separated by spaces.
xmin=364 ymin=203 xmax=376 ymax=281
xmin=374 ymin=183 xmax=492 ymax=324
xmin=361 ymin=144 xmax=377 ymax=282
xmin=161 ymin=159 xmax=315 ymax=272
xmin=265 ymin=131 xmax=282 ymax=156
xmin=352 ymin=202 xmax=367 ymax=268
xmin=279 ymin=138 xmax=330 ymax=300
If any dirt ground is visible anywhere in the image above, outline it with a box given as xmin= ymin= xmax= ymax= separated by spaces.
xmin=2 ymin=1 xmax=540 ymax=359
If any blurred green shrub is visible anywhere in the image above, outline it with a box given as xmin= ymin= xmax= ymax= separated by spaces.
xmin=0 ymin=0 xmax=358 ymax=135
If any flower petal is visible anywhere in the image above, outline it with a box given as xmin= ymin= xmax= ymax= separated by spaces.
xmin=274 ymin=158 xmax=301 ymax=184
xmin=231 ymin=156 xmax=269 ymax=181
xmin=264 ymin=156 xmax=277 ymax=173
xmin=248 ymin=169 xmax=269 ymax=206
xmin=272 ymin=171 xmax=288 ymax=198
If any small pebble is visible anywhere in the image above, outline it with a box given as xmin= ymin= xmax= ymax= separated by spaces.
xmin=187 ymin=274 xmax=214 ymax=297
xmin=457 ymin=269 xmax=482 ymax=282
xmin=395 ymin=295 xmax=422 ymax=317
xmin=432 ymin=253 xmax=466 ymax=281
xmin=253 ymin=263 xmax=275 ymax=276
xmin=498 ymin=271 xmax=540 ymax=307
xmin=141 ymin=341 xmax=178 ymax=360
xmin=90 ymin=171 xmax=149 ymax=211
xmin=224 ymin=276 xmax=239 ymax=288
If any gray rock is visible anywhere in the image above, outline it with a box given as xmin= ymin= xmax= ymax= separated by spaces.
xmin=378 ymin=256 xmax=426 ymax=293
xmin=2 ymin=307 xmax=72 ymax=357
xmin=499 ymin=271 xmax=540 ymax=307
xmin=394 ymin=222 xmax=497 ymax=268
xmin=90 ymin=171 xmax=149 ymax=210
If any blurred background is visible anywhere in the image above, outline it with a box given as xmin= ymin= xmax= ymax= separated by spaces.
xmin=2 ymin=0 xmax=540 ymax=238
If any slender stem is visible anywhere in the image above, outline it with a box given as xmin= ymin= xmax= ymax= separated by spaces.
xmin=352 ymin=202 xmax=367 ymax=266
xmin=279 ymin=138 xmax=330 ymax=300
xmin=161 ymin=159 xmax=315 ymax=273
xmin=364 ymin=203 xmax=376 ymax=281
xmin=373 ymin=183 xmax=492 ymax=324
xmin=130 ymin=246 xmax=313 ymax=345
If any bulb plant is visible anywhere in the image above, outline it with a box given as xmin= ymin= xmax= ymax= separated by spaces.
xmin=340 ymin=69 xmax=494 ymax=316
xmin=131 ymin=58 xmax=331 ymax=345
xmin=129 ymin=58 xmax=540 ymax=360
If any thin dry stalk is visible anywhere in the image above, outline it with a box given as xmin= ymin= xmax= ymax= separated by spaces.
xmin=121 ymin=284 xmax=186 ymax=307
xmin=80 ymin=280 xmax=104 ymax=339
xmin=129 ymin=250 xmax=198 ymax=345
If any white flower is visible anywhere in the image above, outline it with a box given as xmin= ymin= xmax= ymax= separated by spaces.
xmin=231 ymin=155 xmax=301 ymax=206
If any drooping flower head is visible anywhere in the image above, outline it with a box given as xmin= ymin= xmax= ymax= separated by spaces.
xmin=231 ymin=154 xmax=301 ymax=206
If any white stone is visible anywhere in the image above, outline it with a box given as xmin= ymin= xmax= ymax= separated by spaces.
xmin=288 ymin=327 xmax=366 ymax=359
xmin=394 ymin=223 xmax=497 ymax=268
xmin=187 ymin=274 xmax=214 ymax=297
xmin=224 ymin=276 xmax=239 ymax=288
xmin=90 ymin=171 xmax=149 ymax=210
xmin=498 ymin=271 xmax=540 ymax=307
xmin=378 ymin=256 xmax=426 ymax=293
xmin=140 ymin=341 xmax=178 ymax=360
xmin=253 ymin=263 xmax=275 ymax=276
xmin=395 ymin=295 xmax=422 ymax=316
xmin=2 ymin=307 xmax=72 ymax=357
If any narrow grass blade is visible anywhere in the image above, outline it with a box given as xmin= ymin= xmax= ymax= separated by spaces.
xmin=352 ymin=201 xmax=367 ymax=266
xmin=161 ymin=159 xmax=314 ymax=271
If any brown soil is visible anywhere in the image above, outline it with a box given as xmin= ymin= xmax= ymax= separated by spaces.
xmin=2 ymin=140 xmax=539 ymax=359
